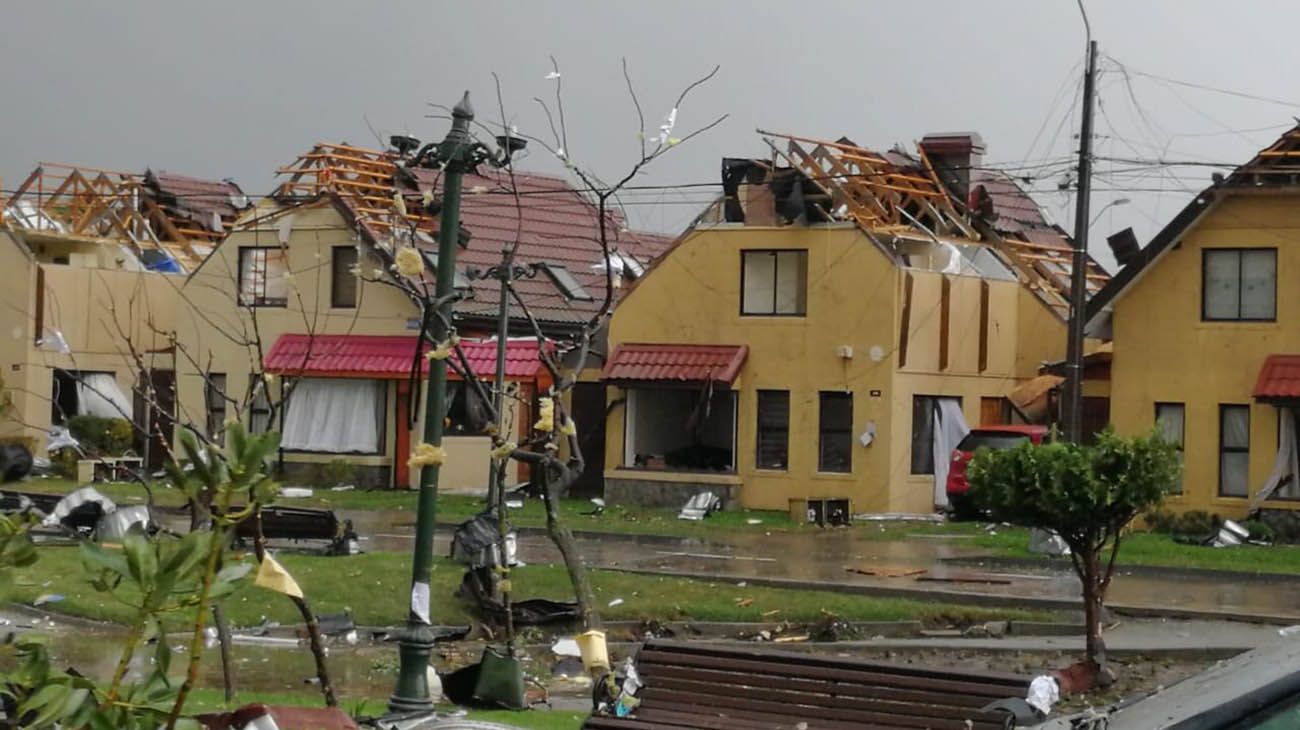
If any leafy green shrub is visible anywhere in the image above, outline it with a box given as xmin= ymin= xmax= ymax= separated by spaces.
xmin=1144 ymin=508 xmax=1216 ymax=536
xmin=67 ymin=415 xmax=134 ymax=456
xmin=318 ymin=458 xmax=356 ymax=486
xmin=1242 ymin=519 xmax=1276 ymax=543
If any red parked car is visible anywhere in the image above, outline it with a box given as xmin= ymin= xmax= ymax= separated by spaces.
xmin=946 ymin=425 xmax=1050 ymax=520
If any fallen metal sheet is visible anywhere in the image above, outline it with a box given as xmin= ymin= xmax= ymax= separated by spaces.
xmin=677 ymin=491 xmax=721 ymax=521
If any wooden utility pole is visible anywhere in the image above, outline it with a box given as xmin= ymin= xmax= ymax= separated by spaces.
xmin=1063 ymin=38 xmax=1098 ymax=444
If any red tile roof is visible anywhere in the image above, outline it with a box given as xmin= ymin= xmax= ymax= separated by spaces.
xmin=263 ymin=334 xmax=547 ymax=380
xmin=602 ymin=343 xmax=748 ymax=385
xmin=273 ymin=144 xmax=674 ymax=328
xmin=1254 ymin=354 xmax=1300 ymax=400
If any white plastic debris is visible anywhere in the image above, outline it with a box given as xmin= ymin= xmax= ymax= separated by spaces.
xmin=1278 ymin=625 xmax=1300 ymax=637
xmin=552 ymin=637 xmax=582 ymax=657
xmin=41 ymin=487 xmax=115 ymax=528
xmin=45 ymin=426 xmax=80 ymax=453
xmin=1026 ymin=675 xmax=1060 ymax=717
xmin=505 ymin=500 xmax=524 ymax=509
xmin=278 ymin=487 xmax=313 ymax=499
xmin=545 ymin=71 xmax=561 ymax=80
xmin=330 ymin=485 xmax=355 ymax=492
xmin=746 ymin=518 xmax=762 ymax=525
xmin=1029 ymin=528 xmax=1071 ymax=557
xmin=204 ymin=626 xmax=220 ymax=649
xmin=608 ymin=598 xmax=624 ymax=608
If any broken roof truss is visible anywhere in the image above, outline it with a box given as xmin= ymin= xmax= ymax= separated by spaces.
xmin=1 ymin=163 xmax=238 ymax=271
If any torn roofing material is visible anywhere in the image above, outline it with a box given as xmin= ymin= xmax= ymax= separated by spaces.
xmin=727 ymin=130 xmax=1109 ymax=322
xmin=1086 ymin=122 xmax=1300 ymax=327
xmin=0 ymin=163 xmax=248 ymax=271
xmin=272 ymin=142 xmax=673 ymax=329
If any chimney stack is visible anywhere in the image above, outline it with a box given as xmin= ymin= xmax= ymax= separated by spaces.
xmin=1106 ymin=227 xmax=1141 ymax=268
xmin=919 ymin=132 xmax=986 ymax=203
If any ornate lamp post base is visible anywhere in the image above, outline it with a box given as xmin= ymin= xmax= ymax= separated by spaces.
xmin=388 ymin=622 xmax=441 ymax=713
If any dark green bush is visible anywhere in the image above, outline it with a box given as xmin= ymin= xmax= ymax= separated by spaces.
xmin=66 ymin=415 xmax=134 ymax=456
xmin=1242 ymin=519 xmax=1276 ymax=542
xmin=1145 ymin=508 xmax=1218 ymax=536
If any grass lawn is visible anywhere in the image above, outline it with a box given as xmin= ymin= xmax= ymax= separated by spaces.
xmin=17 ymin=477 xmax=1300 ymax=577
xmin=11 ymin=544 xmax=1053 ymax=630
xmin=184 ymin=688 xmax=586 ymax=729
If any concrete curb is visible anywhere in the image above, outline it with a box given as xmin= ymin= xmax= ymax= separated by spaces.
xmin=943 ymin=554 xmax=1300 ymax=584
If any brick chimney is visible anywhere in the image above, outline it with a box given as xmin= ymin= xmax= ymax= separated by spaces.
xmin=919 ymin=132 xmax=986 ymax=203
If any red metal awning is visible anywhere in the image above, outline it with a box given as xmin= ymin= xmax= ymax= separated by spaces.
xmin=263 ymin=334 xmax=547 ymax=380
xmin=601 ymin=343 xmax=748 ymax=385
xmin=1254 ymin=354 xmax=1300 ymax=401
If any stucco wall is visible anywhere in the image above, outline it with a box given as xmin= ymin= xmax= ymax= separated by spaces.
xmin=1110 ymin=193 xmax=1300 ymax=518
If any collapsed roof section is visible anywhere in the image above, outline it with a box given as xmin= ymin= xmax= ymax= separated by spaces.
xmin=708 ymin=130 xmax=1110 ymax=321
xmin=272 ymin=142 xmax=672 ymax=328
xmin=0 ymin=163 xmax=248 ymax=272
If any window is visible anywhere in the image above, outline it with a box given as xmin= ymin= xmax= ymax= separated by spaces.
xmin=281 ymin=378 xmax=385 ymax=454
xmin=1219 ymin=404 xmax=1250 ymax=497
xmin=1155 ymin=402 xmax=1185 ymax=494
xmin=1203 ymin=248 xmax=1276 ymax=321
xmin=248 ymin=376 xmax=272 ymax=435
xmin=238 ymin=247 xmax=289 ymax=307
xmin=818 ymin=391 xmax=852 ymax=472
xmin=331 ymin=247 xmax=358 ymax=308
xmin=911 ymin=396 xmax=939 ymax=474
xmin=742 ymin=250 xmax=807 ymax=316
xmin=756 ymin=390 xmax=790 ymax=470
xmin=205 ymin=374 xmax=228 ymax=443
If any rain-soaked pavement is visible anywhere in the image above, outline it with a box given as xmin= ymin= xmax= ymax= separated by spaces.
xmin=340 ymin=509 xmax=1300 ymax=620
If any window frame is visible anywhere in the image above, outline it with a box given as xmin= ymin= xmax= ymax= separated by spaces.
xmin=205 ymin=373 xmax=228 ymax=444
xmin=1201 ymin=248 xmax=1277 ymax=322
xmin=755 ymin=389 xmax=790 ymax=471
xmin=1154 ymin=402 xmax=1185 ymax=495
xmin=238 ymin=246 xmax=290 ymax=308
xmin=1218 ymin=403 xmax=1251 ymax=498
xmin=817 ymin=390 xmax=853 ymax=473
xmin=740 ymin=249 xmax=808 ymax=317
xmin=248 ymin=376 xmax=272 ymax=435
xmin=331 ymin=246 xmax=359 ymax=309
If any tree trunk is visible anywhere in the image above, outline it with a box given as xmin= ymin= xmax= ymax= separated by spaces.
xmin=542 ymin=488 xmax=599 ymax=631
xmin=212 ymin=604 xmax=236 ymax=702
xmin=1081 ymin=551 xmax=1111 ymax=683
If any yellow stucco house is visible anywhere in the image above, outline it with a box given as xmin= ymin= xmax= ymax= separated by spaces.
xmin=0 ymin=164 xmax=247 ymax=469
xmin=174 ymin=142 xmax=668 ymax=492
xmin=1090 ymin=125 xmax=1300 ymax=520
xmin=601 ymin=132 xmax=1110 ymax=515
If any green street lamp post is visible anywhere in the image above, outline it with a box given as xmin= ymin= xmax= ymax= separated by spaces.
xmin=389 ymin=91 xmax=525 ymax=714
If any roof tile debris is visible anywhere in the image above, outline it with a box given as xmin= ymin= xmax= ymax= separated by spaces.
xmin=272 ymin=143 xmax=672 ymax=328
xmin=263 ymin=333 xmax=548 ymax=379
xmin=601 ymin=343 xmax=748 ymax=384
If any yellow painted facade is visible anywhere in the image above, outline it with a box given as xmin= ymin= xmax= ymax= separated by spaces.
xmin=605 ymin=223 xmax=1067 ymax=513
xmin=1109 ymin=192 xmax=1300 ymax=518
xmin=176 ymin=199 xmax=530 ymax=491
xmin=0 ymin=229 xmax=180 ymax=449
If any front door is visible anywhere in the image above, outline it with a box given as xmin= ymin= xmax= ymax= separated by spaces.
xmin=569 ymin=382 xmax=608 ymax=498
xmin=135 ymin=369 xmax=175 ymax=471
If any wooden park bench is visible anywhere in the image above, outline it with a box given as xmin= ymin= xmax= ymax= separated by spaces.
xmin=233 ymin=505 xmax=358 ymax=556
xmin=583 ymin=640 xmax=1031 ymax=730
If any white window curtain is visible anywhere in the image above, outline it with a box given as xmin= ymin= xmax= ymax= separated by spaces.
xmin=932 ymin=398 xmax=970 ymax=509
xmin=1254 ymin=408 xmax=1300 ymax=507
xmin=281 ymin=378 xmax=383 ymax=453
xmin=77 ymin=373 xmax=133 ymax=421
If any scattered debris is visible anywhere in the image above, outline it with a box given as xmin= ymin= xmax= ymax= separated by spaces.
xmin=915 ymin=574 xmax=1013 ymax=585
xmin=583 ymin=497 xmax=605 ymax=516
xmin=734 ymin=598 xmax=754 ymax=608
xmin=329 ymin=484 xmax=355 ymax=492
xmin=677 ymin=491 xmax=721 ymax=521
xmin=607 ymin=598 xmax=624 ymax=608
xmin=505 ymin=499 xmax=524 ymax=509
xmin=278 ymin=487 xmax=313 ymax=499
xmin=1029 ymin=527 xmax=1071 ymax=556
xmin=854 ymin=512 xmax=945 ymax=523
xmin=552 ymin=638 xmax=582 ymax=657
xmin=1209 ymin=519 xmax=1251 ymax=548
xmin=746 ymin=518 xmax=762 ymax=525
xmin=963 ymin=621 xmax=1010 ymax=638
xmin=773 ymin=635 xmax=810 ymax=643
xmin=33 ymin=594 xmax=63 ymax=606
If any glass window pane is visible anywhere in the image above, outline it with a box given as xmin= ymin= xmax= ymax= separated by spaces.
xmin=911 ymin=396 xmax=936 ymax=474
xmin=1241 ymin=249 xmax=1277 ymax=319
xmin=1220 ymin=452 xmax=1249 ymax=496
xmin=774 ymin=251 xmax=807 ymax=314
xmin=332 ymin=247 xmax=358 ymax=308
xmin=818 ymin=391 xmax=852 ymax=472
xmin=1156 ymin=403 xmax=1184 ymax=447
xmin=1223 ymin=405 xmax=1250 ymax=449
xmin=1204 ymin=250 xmax=1240 ymax=320
xmin=756 ymin=390 xmax=789 ymax=470
xmin=742 ymin=252 xmax=776 ymax=314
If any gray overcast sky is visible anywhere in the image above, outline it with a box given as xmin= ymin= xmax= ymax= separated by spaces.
xmin=3 ymin=1 xmax=1297 ymax=269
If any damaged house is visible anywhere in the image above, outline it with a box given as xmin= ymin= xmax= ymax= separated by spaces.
xmin=1089 ymin=123 xmax=1300 ymax=521
xmin=175 ymin=141 xmax=669 ymax=491
xmin=0 ymin=163 xmax=248 ymax=468
xmin=601 ymin=131 xmax=1109 ymax=514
